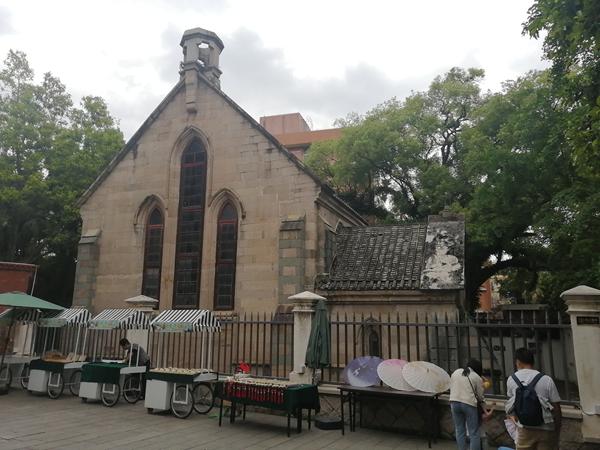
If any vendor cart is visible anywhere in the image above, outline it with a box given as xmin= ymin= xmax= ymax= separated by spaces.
xmin=27 ymin=308 xmax=91 ymax=398
xmin=145 ymin=309 xmax=221 ymax=418
xmin=0 ymin=293 xmax=64 ymax=395
xmin=0 ymin=308 xmax=44 ymax=390
xmin=79 ymin=308 xmax=151 ymax=406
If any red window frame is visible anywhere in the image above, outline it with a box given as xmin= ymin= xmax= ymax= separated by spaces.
xmin=141 ymin=207 xmax=164 ymax=305
xmin=213 ymin=203 xmax=238 ymax=310
xmin=173 ymin=140 xmax=207 ymax=309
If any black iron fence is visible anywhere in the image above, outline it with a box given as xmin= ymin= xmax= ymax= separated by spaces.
xmin=147 ymin=312 xmax=294 ymax=379
xmin=17 ymin=307 xmax=579 ymax=401
xmin=323 ymin=309 xmax=579 ymax=401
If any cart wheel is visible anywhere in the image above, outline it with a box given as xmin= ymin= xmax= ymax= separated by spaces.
xmin=19 ymin=364 xmax=30 ymax=390
xmin=69 ymin=370 xmax=82 ymax=396
xmin=47 ymin=373 xmax=64 ymax=399
xmin=123 ymin=375 xmax=141 ymax=404
xmin=0 ymin=366 xmax=12 ymax=390
xmin=101 ymin=383 xmax=120 ymax=407
xmin=171 ymin=385 xmax=194 ymax=419
xmin=192 ymin=383 xmax=214 ymax=414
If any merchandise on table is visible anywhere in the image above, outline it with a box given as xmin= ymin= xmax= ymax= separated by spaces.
xmin=151 ymin=367 xmax=212 ymax=375
xmin=144 ymin=309 xmax=222 ymax=418
xmin=80 ymin=308 xmax=151 ymax=406
xmin=147 ymin=367 xmax=217 ymax=384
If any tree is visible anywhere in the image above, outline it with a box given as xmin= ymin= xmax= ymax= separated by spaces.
xmin=462 ymin=72 xmax=580 ymax=308
xmin=0 ymin=50 xmax=123 ymax=305
xmin=524 ymin=0 xmax=600 ymax=176
xmin=306 ymin=67 xmax=483 ymax=221
xmin=307 ymin=67 xmax=599 ymax=310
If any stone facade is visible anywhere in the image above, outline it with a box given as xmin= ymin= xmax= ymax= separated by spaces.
xmin=72 ymin=27 xmax=364 ymax=314
xmin=317 ymin=389 xmax=593 ymax=450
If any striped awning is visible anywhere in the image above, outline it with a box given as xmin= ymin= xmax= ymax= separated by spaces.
xmin=150 ymin=309 xmax=221 ymax=332
xmin=89 ymin=308 xmax=151 ymax=330
xmin=0 ymin=308 xmax=45 ymax=324
xmin=39 ymin=308 xmax=91 ymax=328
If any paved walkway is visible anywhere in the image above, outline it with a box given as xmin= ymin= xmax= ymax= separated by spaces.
xmin=0 ymin=389 xmax=455 ymax=450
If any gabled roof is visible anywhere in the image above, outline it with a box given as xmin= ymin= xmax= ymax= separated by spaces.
xmin=318 ymin=214 xmax=465 ymax=292
xmin=76 ymin=69 xmax=366 ymax=225
xmin=318 ymin=223 xmax=428 ymax=291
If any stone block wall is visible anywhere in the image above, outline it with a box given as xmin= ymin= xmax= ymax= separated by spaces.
xmin=278 ymin=218 xmax=305 ymax=304
xmin=75 ymin=76 xmax=364 ymax=313
xmin=72 ymin=232 xmax=100 ymax=309
xmin=317 ymin=390 xmax=594 ymax=450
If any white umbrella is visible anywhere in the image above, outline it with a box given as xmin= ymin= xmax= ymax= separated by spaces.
xmin=377 ymin=359 xmax=416 ymax=391
xmin=402 ymin=361 xmax=450 ymax=393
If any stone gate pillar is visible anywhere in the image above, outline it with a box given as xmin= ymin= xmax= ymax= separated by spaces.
xmin=287 ymin=291 xmax=325 ymax=384
xmin=561 ymin=285 xmax=600 ymax=444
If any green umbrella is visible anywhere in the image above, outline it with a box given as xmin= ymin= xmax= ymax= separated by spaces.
xmin=305 ymin=299 xmax=330 ymax=382
xmin=0 ymin=292 xmax=64 ymax=311
xmin=0 ymin=292 xmax=63 ymax=393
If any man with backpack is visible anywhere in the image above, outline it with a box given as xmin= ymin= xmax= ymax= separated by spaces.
xmin=506 ymin=348 xmax=562 ymax=450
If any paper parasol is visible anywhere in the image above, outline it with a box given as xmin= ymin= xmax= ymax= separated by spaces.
xmin=401 ymin=361 xmax=450 ymax=393
xmin=377 ymin=359 xmax=416 ymax=391
xmin=343 ymin=356 xmax=383 ymax=387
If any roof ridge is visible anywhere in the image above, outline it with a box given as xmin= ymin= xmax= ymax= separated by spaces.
xmin=76 ymin=69 xmax=366 ymax=226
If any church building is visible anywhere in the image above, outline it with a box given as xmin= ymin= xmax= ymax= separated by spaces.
xmin=72 ymin=27 xmax=465 ymax=316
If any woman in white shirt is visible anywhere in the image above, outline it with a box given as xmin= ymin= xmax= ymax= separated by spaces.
xmin=449 ymin=359 xmax=491 ymax=450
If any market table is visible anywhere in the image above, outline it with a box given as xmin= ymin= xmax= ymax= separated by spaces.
xmin=81 ymin=362 xmax=127 ymax=385
xmin=80 ymin=361 xmax=148 ymax=405
xmin=338 ymin=385 xmax=440 ymax=448
xmin=145 ymin=369 xmax=218 ymax=418
xmin=215 ymin=380 xmax=320 ymax=437
xmin=29 ymin=359 xmax=65 ymax=374
xmin=28 ymin=358 xmax=87 ymax=398
xmin=144 ymin=309 xmax=221 ymax=418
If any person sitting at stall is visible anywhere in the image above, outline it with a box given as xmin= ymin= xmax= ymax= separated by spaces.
xmin=119 ymin=338 xmax=150 ymax=399
xmin=119 ymin=338 xmax=149 ymax=367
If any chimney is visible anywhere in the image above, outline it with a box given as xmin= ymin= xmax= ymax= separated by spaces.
xmin=180 ymin=27 xmax=224 ymax=113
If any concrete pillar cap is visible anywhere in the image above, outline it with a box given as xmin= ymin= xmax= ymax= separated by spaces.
xmin=287 ymin=291 xmax=326 ymax=305
xmin=560 ymin=285 xmax=600 ymax=298
xmin=123 ymin=295 xmax=159 ymax=310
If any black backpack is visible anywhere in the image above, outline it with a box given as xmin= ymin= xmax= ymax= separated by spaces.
xmin=511 ymin=372 xmax=545 ymax=426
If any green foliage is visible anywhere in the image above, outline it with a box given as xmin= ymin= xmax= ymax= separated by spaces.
xmin=306 ymin=67 xmax=483 ymax=221
xmin=0 ymin=50 xmax=123 ymax=305
xmin=307 ymin=66 xmax=599 ymax=310
xmin=524 ymin=0 xmax=600 ymax=177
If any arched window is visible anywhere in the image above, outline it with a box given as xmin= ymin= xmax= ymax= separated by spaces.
xmin=142 ymin=207 xmax=164 ymax=302
xmin=173 ymin=139 xmax=207 ymax=308
xmin=214 ymin=203 xmax=238 ymax=310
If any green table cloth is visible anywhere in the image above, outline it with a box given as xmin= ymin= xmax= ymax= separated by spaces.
xmin=81 ymin=362 xmax=127 ymax=385
xmin=147 ymin=370 xmax=207 ymax=384
xmin=215 ymin=382 xmax=320 ymax=413
xmin=29 ymin=359 xmax=65 ymax=374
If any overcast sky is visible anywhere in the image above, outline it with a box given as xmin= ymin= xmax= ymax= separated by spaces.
xmin=0 ymin=0 xmax=547 ymax=139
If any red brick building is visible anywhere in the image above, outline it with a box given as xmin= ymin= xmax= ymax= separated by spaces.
xmin=0 ymin=262 xmax=38 ymax=294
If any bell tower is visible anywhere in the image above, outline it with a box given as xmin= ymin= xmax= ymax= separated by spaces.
xmin=180 ymin=27 xmax=225 ymax=113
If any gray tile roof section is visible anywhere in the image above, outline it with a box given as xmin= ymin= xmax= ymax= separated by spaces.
xmin=318 ymin=215 xmax=465 ymax=291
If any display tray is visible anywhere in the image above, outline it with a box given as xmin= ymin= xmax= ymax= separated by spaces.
xmin=29 ymin=359 xmax=66 ymax=374
xmin=147 ymin=369 xmax=216 ymax=384
xmin=215 ymin=381 xmax=320 ymax=413
xmin=81 ymin=362 xmax=127 ymax=385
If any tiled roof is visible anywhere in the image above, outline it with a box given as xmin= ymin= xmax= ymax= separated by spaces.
xmin=318 ymin=223 xmax=428 ymax=291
